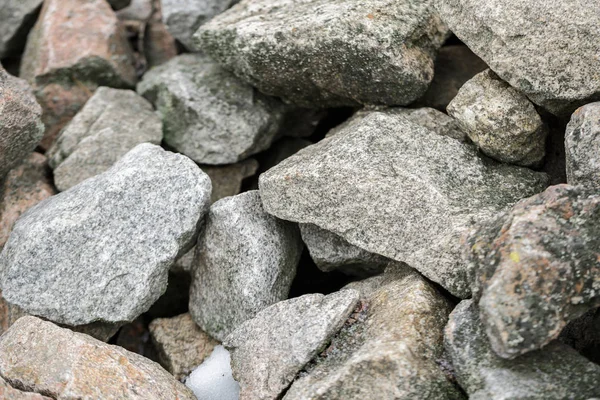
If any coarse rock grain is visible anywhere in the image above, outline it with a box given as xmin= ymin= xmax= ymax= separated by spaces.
xmin=565 ymin=102 xmax=600 ymax=188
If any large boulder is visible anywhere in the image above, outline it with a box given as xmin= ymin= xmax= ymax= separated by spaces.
xmin=0 ymin=0 xmax=43 ymax=58
xmin=434 ymin=0 xmax=600 ymax=116
xmin=565 ymin=102 xmax=600 ymax=188
xmin=259 ymin=111 xmax=548 ymax=297
xmin=0 ymin=144 xmax=211 ymax=327
xmin=195 ymin=0 xmax=449 ymax=108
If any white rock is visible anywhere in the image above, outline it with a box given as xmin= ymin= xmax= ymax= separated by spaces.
xmin=185 ymin=345 xmax=240 ymax=400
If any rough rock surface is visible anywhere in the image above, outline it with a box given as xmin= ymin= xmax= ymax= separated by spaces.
xmin=0 ymin=316 xmax=196 ymax=399
xmin=464 ymin=184 xmax=600 ymax=358
xmin=161 ymin=0 xmax=234 ymax=50
xmin=149 ymin=313 xmax=219 ymax=381
xmin=47 ymin=87 xmax=162 ymax=191
xmin=0 ymin=0 xmax=43 ymax=58
xmin=138 ymin=54 xmax=288 ymax=165
xmin=0 ymin=68 xmax=44 ymax=181
xmin=190 ymin=190 xmax=303 ymax=341
xmin=200 ymin=159 xmax=259 ymax=204
xmin=195 ymin=0 xmax=449 ymax=108
xmin=0 ymin=375 xmax=51 ymax=400
xmin=447 ymin=69 xmax=547 ymax=167
xmin=435 ymin=0 xmax=600 ymax=116
xmin=445 ymin=300 xmax=600 ymax=399
xmin=300 ymin=223 xmax=389 ymax=277
xmin=284 ymin=264 xmax=463 ymax=400
xmin=0 ymin=153 xmax=55 ymax=250
xmin=417 ymin=45 xmax=488 ymax=111
xmin=225 ymin=290 xmax=360 ymax=400
xmin=565 ymin=102 xmax=600 ymax=188
xmin=260 ymin=112 xmax=548 ymax=297
xmin=20 ymin=0 xmax=137 ymax=148
xmin=0 ymin=143 xmax=211 ymax=326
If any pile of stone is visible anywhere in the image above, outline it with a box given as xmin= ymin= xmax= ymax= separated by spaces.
xmin=0 ymin=0 xmax=598 ymax=398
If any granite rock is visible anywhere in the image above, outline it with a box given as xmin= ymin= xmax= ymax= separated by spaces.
xmin=150 ymin=313 xmax=219 ymax=381
xmin=195 ymin=0 xmax=449 ymax=108
xmin=189 ymin=190 xmax=303 ymax=341
xmin=0 ymin=143 xmax=211 ymax=326
xmin=445 ymin=300 xmax=600 ymax=399
xmin=225 ymin=290 xmax=360 ymax=400
xmin=0 ymin=316 xmax=196 ymax=399
xmin=259 ymin=112 xmax=548 ymax=297
xmin=47 ymin=87 xmax=162 ymax=191
xmin=464 ymin=184 xmax=600 ymax=358
xmin=0 ymin=375 xmax=51 ymax=400
xmin=435 ymin=0 xmax=600 ymax=116
xmin=565 ymin=102 xmax=600 ymax=188
xmin=447 ymin=69 xmax=547 ymax=167
xmin=0 ymin=0 xmax=43 ymax=58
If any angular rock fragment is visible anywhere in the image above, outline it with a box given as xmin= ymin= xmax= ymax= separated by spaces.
xmin=0 ymin=316 xmax=196 ymax=399
xmin=185 ymin=345 xmax=240 ymax=400
xmin=225 ymin=290 xmax=360 ymax=400
xmin=150 ymin=313 xmax=219 ymax=381
xmin=447 ymin=69 xmax=547 ymax=167
xmin=20 ymin=0 xmax=137 ymax=148
xmin=0 ymin=68 xmax=44 ymax=180
xmin=445 ymin=300 xmax=600 ymax=399
xmin=260 ymin=112 xmax=548 ymax=297
xmin=284 ymin=264 xmax=463 ymax=400
xmin=47 ymin=87 xmax=162 ymax=191
xmin=0 ymin=143 xmax=211 ymax=326
xmin=0 ymin=375 xmax=51 ymax=400
xmin=201 ymin=158 xmax=259 ymax=204
xmin=464 ymin=184 xmax=600 ymax=358
xmin=0 ymin=0 xmax=43 ymax=58
xmin=435 ymin=0 xmax=600 ymax=116
xmin=138 ymin=54 xmax=288 ymax=165
xmin=565 ymin=102 xmax=600 ymax=188
xmin=300 ymin=223 xmax=389 ymax=277
xmin=190 ymin=191 xmax=303 ymax=341
xmin=196 ymin=0 xmax=449 ymax=108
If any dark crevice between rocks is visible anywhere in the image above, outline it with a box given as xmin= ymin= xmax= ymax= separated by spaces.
xmin=307 ymin=107 xmax=355 ymax=143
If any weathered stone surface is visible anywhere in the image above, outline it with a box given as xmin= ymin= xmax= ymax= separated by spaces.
xmin=108 ymin=0 xmax=132 ymax=10
xmin=447 ymin=69 xmax=547 ymax=167
xmin=464 ymin=184 xmax=600 ymax=358
xmin=201 ymin=158 xmax=259 ymax=204
xmin=0 ymin=143 xmax=211 ymax=326
xmin=47 ymin=87 xmax=162 ymax=191
xmin=300 ymin=223 xmax=389 ymax=277
xmin=284 ymin=264 xmax=463 ymax=400
xmin=138 ymin=54 xmax=288 ymax=165
xmin=0 ymin=153 xmax=54 ymax=250
xmin=225 ymin=290 xmax=360 ymax=400
xmin=565 ymin=102 xmax=600 ymax=188
xmin=20 ymin=0 xmax=137 ymax=148
xmin=0 ymin=68 xmax=44 ymax=181
xmin=259 ymin=112 xmax=548 ymax=297
xmin=435 ymin=0 xmax=600 ymax=116
xmin=162 ymin=0 xmax=234 ymax=50
xmin=190 ymin=190 xmax=303 ymax=341
xmin=195 ymin=0 xmax=449 ymax=108
xmin=0 ymin=375 xmax=51 ymax=400
xmin=0 ymin=316 xmax=196 ymax=399
xmin=150 ymin=313 xmax=219 ymax=381
xmin=0 ymin=0 xmax=43 ymax=58
xmin=445 ymin=300 xmax=600 ymax=399
xmin=417 ymin=45 xmax=488 ymax=111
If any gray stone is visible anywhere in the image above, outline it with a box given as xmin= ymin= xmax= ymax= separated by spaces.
xmin=108 ymin=0 xmax=132 ymax=10
xmin=0 ymin=143 xmax=211 ymax=326
xmin=47 ymin=87 xmax=163 ymax=191
xmin=200 ymin=158 xmax=259 ymax=203
xmin=190 ymin=190 xmax=303 ymax=341
xmin=195 ymin=0 xmax=449 ymax=108
xmin=435 ymin=0 xmax=600 ymax=116
xmin=259 ymin=112 xmax=548 ymax=297
xmin=225 ymin=290 xmax=360 ymax=400
xmin=417 ymin=45 xmax=488 ymax=111
xmin=161 ymin=0 xmax=233 ymax=50
xmin=300 ymin=223 xmax=389 ymax=277
xmin=447 ymin=69 xmax=547 ymax=167
xmin=464 ymin=184 xmax=600 ymax=359
xmin=445 ymin=300 xmax=600 ymax=399
xmin=138 ymin=54 xmax=288 ymax=165
xmin=0 ymin=316 xmax=196 ymax=399
xmin=0 ymin=0 xmax=43 ymax=58
xmin=284 ymin=264 xmax=463 ymax=400
xmin=0 ymin=68 xmax=44 ymax=181
xmin=565 ymin=102 xmax=600 ymax=188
